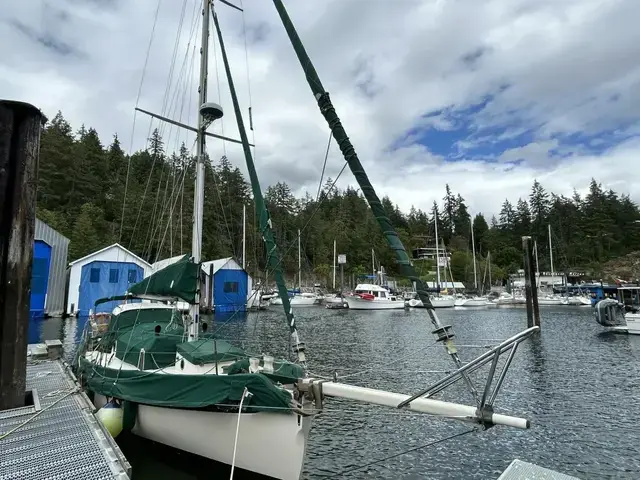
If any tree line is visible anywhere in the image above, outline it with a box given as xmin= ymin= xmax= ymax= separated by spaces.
xmin=36 ymin=112 xmax=640 ymax=288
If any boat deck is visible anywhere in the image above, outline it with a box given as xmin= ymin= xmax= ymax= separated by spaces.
xmin=0 ymin=343 xmax=131 ymax=480
xmin=498 ymin=459 xmax=580 ymax=479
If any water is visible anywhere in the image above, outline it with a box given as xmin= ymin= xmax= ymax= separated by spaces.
xmin=30 ymin=307 xmax=640 ymax=479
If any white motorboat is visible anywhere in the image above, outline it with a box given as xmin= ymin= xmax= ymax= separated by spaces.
xmin=594 ymin=285 xmax=640 ymax=334
xmin=346 ymin=284 xmax=405 ymax=310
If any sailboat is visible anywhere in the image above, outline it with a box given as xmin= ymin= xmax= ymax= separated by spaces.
xmin=271 ymin=229 xmax=322 ymax=307
xmin=76 ymin=2 xmax=537 ymax=479
xmin=409 ymin=212 xmax=455 ymax=308
xmin=533 ymin=233 xmax=562 ymax=306
xmin=455 ymin=218 xmax=487 ymax=307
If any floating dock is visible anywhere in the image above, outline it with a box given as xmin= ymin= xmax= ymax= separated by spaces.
xmin=0 ymin=342 xmax=131 ymax=480
xmin=499 ymin=459 xmax=580 ymax=479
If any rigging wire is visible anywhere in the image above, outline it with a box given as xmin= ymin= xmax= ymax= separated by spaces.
xmin=323 ymin=428 xmax=477 ymax=478
xmin=119 ymin=0 xmax=162 ymax=243
xmin=316 ymin=132 xmax=332 ymax=202
xmin=129 ymin=1 xmax=199 ymax=256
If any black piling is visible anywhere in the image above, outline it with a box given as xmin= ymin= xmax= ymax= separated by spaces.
xmin=522 ymin=236 xmax=540 ymax=328
xmin=0 ymin=100 xmax=45 ymax=410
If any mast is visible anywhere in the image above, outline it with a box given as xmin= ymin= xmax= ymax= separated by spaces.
xmin=189 ymin=0 xmax=211 ymax=341
xmin=548 ymin=224 xmax=555 ymax=288
xmin=371 ymin=248 xmax=375 ymax=279
xmin=434 ymin=211 xmax=441 ymax=293
xmin=298 ymin=229 xmax=301 ymax=289
xmin=488 ymin=251 xmax=492 ymax=292
xmin=441 ymin=239 xmax=448 ymax=292
xmin=332 ymin=239 xmax=336 ymax=290
xmin=272 ymin=0 xmax=473 ymax=393
xmin=242 ymin=203 xmax=246 ymax=270
xmin=211 ymin=10 xmax=305 ymax=363
xmin=470 ymin=218 xmax=477 ymax=290
xmin=534 ymin=240 xmax=540 ymax=288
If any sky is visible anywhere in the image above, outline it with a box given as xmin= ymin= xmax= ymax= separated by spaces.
xmin=2 ymin=0 xmax=640 ymax=219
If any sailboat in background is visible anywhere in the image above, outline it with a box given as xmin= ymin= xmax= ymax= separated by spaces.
xmin=271 ymin=229 xmax=322 ymax=306
xmin=456 ymin=218 xmax=488 ymax=307
xmin=409 ymin=212 xmax=454 ymax=308
xmin=76 ymin=2 xmax=536 ymax=478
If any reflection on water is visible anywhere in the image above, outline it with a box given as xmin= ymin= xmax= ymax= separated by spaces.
xmin=28 ymin=307 xmax=640 ymax=479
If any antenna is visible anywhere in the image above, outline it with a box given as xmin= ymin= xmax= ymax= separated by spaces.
xmin=200 ymin=102 xmax=224 ymax=130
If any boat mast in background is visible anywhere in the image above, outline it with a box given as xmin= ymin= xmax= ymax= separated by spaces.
xmin=470 ymin=217 xmax=478 ymax=290
xmin=435 ymin=211 xmax=441 ymax=293
xmin=549 ymin=224 xmax=555 ymax=287
xmin=242 ymin=203 xmax=246 ymax=269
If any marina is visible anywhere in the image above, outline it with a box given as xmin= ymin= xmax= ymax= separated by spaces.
xmin=20 ymin=306 xmax=640 ymax=479
xmin=2 ymin=0 xmax=640 ymax=478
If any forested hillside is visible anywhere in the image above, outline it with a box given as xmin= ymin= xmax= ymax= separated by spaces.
xmin=36 ymin=112 xmax=640 ymax=287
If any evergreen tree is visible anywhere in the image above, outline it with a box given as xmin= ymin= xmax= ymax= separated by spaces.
xmin=472 ymin=213 xmax=489 ymax=255
xmin=441 ymin=184 xmax=456 ymax=241
xmin=499 ymin=199 xmax=515 ymax=230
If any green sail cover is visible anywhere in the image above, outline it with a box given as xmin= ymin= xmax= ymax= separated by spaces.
xmin=177 ymin=339 xmax=248 ymax=365
xmin=128 ymin=254 xmax=199 ymax=304
xmin=78 ymin=357 xmax=295 ymax=412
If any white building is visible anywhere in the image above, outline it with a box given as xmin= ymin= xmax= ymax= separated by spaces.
xmin=67 ymin=243 xmax=151 ymax=316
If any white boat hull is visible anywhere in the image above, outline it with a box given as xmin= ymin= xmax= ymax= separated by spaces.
xmin=272 ymin=295 xmax=320 ymax=307
xmin=95 ymin=394 xmax=311 ymax=480
xmin=537 ymin=297 xmax=563 ymax=306
xmin=408 ymin=296 xmax=455 ymax=308
xmin=345 ymin=296 xmax=405 ymax=310
xmin=455 ymin=297 xmax=489 ymax=307
xmin=566 ymin=295 xmax=592 ymax=306
xmin=610 ymin=313 xmax=640 ymax=335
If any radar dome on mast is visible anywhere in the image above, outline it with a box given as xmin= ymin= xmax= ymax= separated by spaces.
xmin=200 ymin=102 xmax=223 ymax=129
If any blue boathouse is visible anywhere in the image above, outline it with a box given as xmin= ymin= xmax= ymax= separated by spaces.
xmin=30 ymin=219 xmax=70 ymax=318
xmin=67 ymin=243 xmax=151 ymax=317
xmin=202 ymin=257 xmax=252 ymax=314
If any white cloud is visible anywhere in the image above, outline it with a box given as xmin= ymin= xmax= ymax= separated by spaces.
xmin=1 ymin=0 xmax=640 ymax=220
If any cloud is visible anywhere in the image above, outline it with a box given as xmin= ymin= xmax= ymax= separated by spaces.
xmin=1 ymin=0 xmax=639 ymax=221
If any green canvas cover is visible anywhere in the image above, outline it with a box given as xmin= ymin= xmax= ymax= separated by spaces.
xmin=128 ymin=255 xmax=199 ymax=304
xmin=101 ymin=307 xmax=181 ymax=351
xmin=226 ymin=358 xmax=304 ymax=385
xmin=177 ymin=338 xmax=247 ymax=365
xmin=78 ymin=357 xmax=295 ymax=412
xmin=115 ymin=322 xmax=184 ymax=369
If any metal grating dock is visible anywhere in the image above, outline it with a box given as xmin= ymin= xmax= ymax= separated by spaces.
xmin=0 ymin=358 xmax=131 ymax=480
xmin=498 ymin=459 xmax=581 ymax=480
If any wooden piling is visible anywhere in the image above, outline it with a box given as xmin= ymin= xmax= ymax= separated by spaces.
xmin=0 ymin=100 xmax=45 ymax=410
xmin=522 ymin=236 xmax=540 ymax=328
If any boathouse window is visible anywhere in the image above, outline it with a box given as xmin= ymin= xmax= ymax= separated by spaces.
xmin=90 ymin=268 xmax=100 ymax=283
xmin=109 ymin=269 xmax=119 ymax=283
xmin=224 ymin=281 xmax=239 ymax=293
xmin=128 ymin=269 xmax=137 ymax=283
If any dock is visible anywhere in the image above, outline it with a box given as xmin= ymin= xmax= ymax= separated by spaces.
xmin=0 ymin=341 xmax=131 ymax=480
xmin=499 ymin=459 xmax=580 ymax=479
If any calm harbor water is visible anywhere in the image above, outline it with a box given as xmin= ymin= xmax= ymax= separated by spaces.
xmin=30 ymin=306 xmax=640 ymax=479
